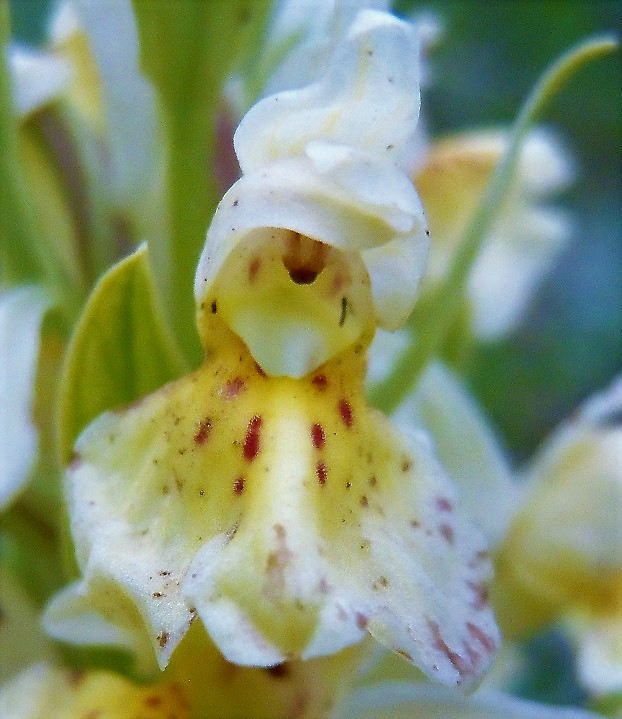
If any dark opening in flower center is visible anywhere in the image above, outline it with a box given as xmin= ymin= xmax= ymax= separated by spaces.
xmin=282 ymin=232 xmax=329 ymax=285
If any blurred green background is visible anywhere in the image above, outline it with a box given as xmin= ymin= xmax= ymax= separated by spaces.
xmin=8 ymin=0 xmax=622 ymax=707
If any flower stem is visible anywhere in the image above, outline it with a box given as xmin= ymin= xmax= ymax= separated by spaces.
xmin=370 ymin=34 xmax=619 ymax=414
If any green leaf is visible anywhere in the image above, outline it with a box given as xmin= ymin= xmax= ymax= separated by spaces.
xmin=132 ymin=0 xmax=272 ymax=363
xmin=58 ymin=244 xmax=186 ymax=462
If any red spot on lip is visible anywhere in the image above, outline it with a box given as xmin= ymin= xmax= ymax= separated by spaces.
xmin=248 ymin=256 xmax=261 ymax=282
xmin=466 ymin=581 xmax=490 ymax=611
xmin=468 ymin=550 xmax=490 ymax=568
xmin=316 ymin=461 xmax=328 ymax=485
xmin=254 ymin=362 xmax=267 ymax=377
xmin=243 ymin=416 xmax=262 ymax=461
xmin=311 ymin=423 xmax=326 ymax=449
xmin=194 ymin=418 xmax=212 ymax=445
xmin=436 ymin=496 xmax=453 ymax=512
xmin=439 ymin=523 xmax=454 ymax=544
xmin=338 ymin=399 xmax=353 ymax=428
xmin=144 ymin=695 xmax=163 ymax=708
xmin=312 ymin=374 xmax=328 ymax=390
xmin=467 ymin=622 xmax=496 ymax=653
xmin=355 ymin=612 xmax=368 ymax=630
xmin=224 ymin=377 xmax=246 ymax=398
xmin=233 ymin=477 xmax=245 ymax=495
xmin=429 ymin=620 xmax=471 ymax=679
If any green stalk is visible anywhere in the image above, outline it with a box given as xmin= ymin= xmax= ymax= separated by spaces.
xmin=370 ymin=35 xmax=619 ymax=414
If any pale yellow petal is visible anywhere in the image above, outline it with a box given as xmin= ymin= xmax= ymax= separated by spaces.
xmin=0 ymin=664 xmax=190 ymax=719
xmin=51 ymin=316 xmax=497 ymax=688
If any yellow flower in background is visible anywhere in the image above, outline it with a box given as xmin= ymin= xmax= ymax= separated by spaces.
xmin=494 ymin=375 xmax=622 ymax=696
xmin=0 ymin=664 xmax=191 ymax=719
xmin=45 ymin=11 xmax=499 ymax=691
xmin=415 ymin=127 xmax=573 ymax=340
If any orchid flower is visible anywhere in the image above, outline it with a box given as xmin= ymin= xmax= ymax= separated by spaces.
xmin=44 ymin=10 xmax=499 ymax=692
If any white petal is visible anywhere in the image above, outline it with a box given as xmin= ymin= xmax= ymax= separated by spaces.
xmin=469 ymin=206 xmax=571 ymax=339
xmin=0 ymin=287 xmax=51 ymax=510
xmin=54 ymin=324 xmax=497 ymax=685
xmin=44 ymin=578 xmax=160 ymax=675
xmin=260 ymin=0 xmax=392 ymax=97
xmin=518 ymin=409 xmax=622 ymax=572
xmin=235 ymin=9 xmax=420 ymax=173
xmin=394 ymin=362 xmax=516 ymax=547
xmin=194 ymin=151 xmax=428 ymax=339
xmin=580 ymin=373 xmax=622 ymax=426
xmin=571 ymin=615 xmax=622 ymax=696
xmin=58 ymin=0 xmax=158 ymax=205
xmin=0 ymin=664 xmax=53 ymax=719
xmin=8 ymin=45 xmax=72 ymax=117
xmin=335 ymin=681 xmax=605 ymax=719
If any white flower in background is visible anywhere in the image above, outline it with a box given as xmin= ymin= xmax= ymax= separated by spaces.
xmin=0 ymin=288 xmax=51 ymax=510
xmin=50 ymin=0 xmax=159 ymax=210
xmin=415 ymin=127 xmax=574 ymax=340
xmin=7 ymin=45 xmax=71 ymax=117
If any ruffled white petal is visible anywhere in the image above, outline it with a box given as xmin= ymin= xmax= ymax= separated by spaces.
xmin=259 ymin=0 xmax=391 ymax=98
xmin=235 ymin=10 xmax=420 ymax=173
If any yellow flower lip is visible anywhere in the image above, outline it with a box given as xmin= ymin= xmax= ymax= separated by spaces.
xmin=47 ymin=313 xmax=499 ymax=688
